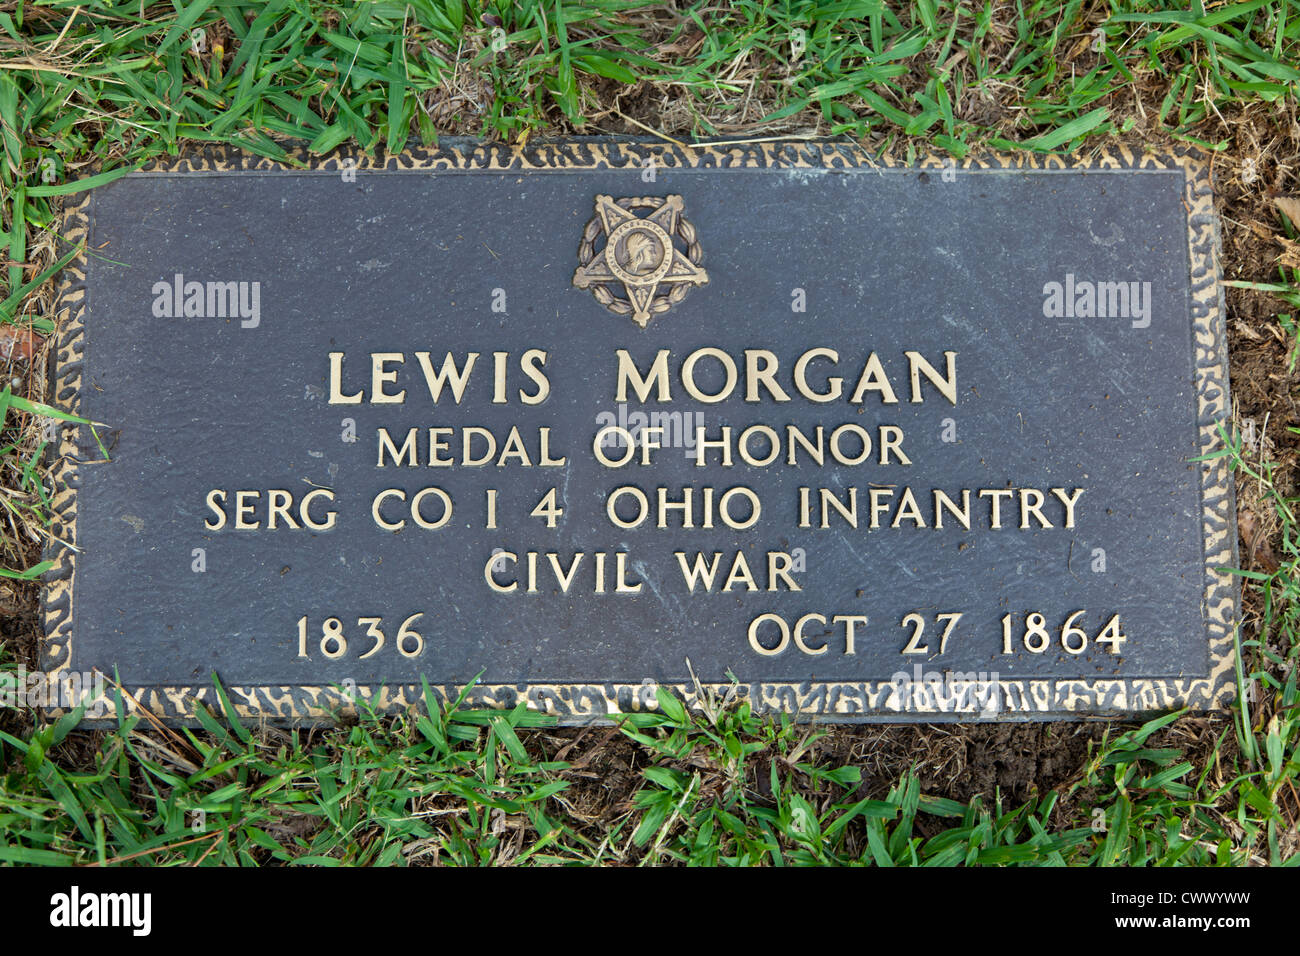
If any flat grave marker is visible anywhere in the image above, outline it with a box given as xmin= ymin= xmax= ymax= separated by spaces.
xmin=40 ymin=141 xmax=1237 ymax=724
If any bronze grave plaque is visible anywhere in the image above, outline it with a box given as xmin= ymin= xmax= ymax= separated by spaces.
xmin=41 ymin=141 xmax=1236 ymax=725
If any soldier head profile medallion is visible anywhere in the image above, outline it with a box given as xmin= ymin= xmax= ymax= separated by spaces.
xmin=573 ymin=194 xmax=709 ymax=327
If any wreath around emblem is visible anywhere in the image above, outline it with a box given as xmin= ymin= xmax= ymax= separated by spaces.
xmin=576 ymin=196 xmax=705 ymax=318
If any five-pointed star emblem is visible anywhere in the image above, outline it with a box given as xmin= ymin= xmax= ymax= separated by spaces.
xmin=573 ymin=194 xmax=708 ymax=327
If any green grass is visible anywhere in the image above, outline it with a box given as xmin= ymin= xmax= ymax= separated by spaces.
xmin=0 ymin=658 xmax=1294 ymax=865
xmin=1 ymin=0 xmax=1299 ymax=864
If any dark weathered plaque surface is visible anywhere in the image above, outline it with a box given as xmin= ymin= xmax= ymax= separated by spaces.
xmin=43 ymin=141 xmax=1236 ymax=725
